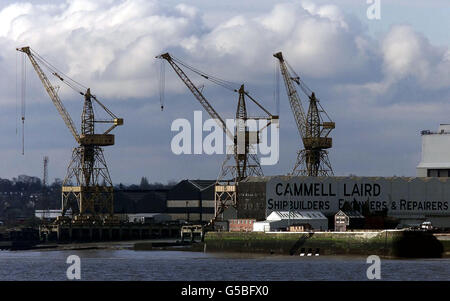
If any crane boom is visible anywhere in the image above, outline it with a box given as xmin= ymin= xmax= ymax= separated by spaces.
xmin=156 ymin=53 xmax=234 ymax=141
xmin=17 ymin=47 xmax=80 ymax=143
xmin=273 ymin=52 xmax=306 ymax=139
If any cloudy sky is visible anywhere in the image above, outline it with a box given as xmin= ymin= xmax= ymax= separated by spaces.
xmin=0 ymin=0 xmax=449 ymax=184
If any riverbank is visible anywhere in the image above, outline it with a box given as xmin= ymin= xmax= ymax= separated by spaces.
xmin=204 ymin=230 xmax=448 ymax=258
xmin=5 ymin=231 xmax=449 ymax=258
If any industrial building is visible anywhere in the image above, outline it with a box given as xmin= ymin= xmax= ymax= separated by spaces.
xmin=229 ymin=219 xmax=256 ymax=232
xmin=166 ymin=180 xmax=216 ymax=222
xmin=253 ymin=210 xmax=328 ymax=232
xmin=114 ymin=189 xmax=168 ymax=214
xmin=417 ymin=124 xmax=450 ymax=177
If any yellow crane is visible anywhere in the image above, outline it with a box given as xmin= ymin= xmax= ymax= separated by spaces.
xmin=17 ymin=47 xmax=123 ymax=221
xmin=274 ymin=52 xmax=334 ymax=176
xmin=156 ymin=52 xmax=278 ymax=220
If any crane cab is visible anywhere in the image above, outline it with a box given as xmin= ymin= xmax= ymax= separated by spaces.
xmin=322 ymin=122 xmax=335 ymax=129
xmin=79 ymin=134 xmax=115 ymax=146
xmin=302 ymin=137 xmax=332 ymax=149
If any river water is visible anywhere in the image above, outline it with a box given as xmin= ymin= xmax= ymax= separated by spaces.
xmin=0 ymin=249 xmax=448 ymax=281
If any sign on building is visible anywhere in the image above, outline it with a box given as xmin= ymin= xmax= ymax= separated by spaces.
xmin=266 ymin=177 xmax=450 ymax=218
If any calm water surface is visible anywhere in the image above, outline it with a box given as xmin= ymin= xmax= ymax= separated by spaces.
xmin=0 ymin=249 xmax=448 ymax=281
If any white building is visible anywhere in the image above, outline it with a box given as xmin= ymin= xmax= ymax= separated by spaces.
xmin=417 ymin=124 xmax=450 ymax=177
xmin=253 ymin=211 xmax=328 ymax=232
xmin=126 ymin=213 xmax=171 ymax=224
xmin=35 ymin=209 xmax=65 ymax=219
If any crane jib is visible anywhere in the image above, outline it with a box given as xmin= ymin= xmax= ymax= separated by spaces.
xmin=157 ymin=52 xmax=277 ymax=142
xmin=17 ymin=46 xmax=123 ymax=146
xmin=18 ymin=48 xmax=80 ymax=143
xmin=160 ymin=54 xmax=234 ymax=140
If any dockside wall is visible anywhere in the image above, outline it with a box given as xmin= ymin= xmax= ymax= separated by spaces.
xmin=204 ymin=230 xmax=444 ymax=258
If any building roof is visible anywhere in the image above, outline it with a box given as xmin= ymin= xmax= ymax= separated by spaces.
xmin=267 ymin=210 xmax=327 ymax=221
xmin=167 ymin=179 xmax=216 ymax=200
xmin=336 ymin=210 xmax=364 ymax=219
xmin=187 ymin=180 xmax=217 ymax=190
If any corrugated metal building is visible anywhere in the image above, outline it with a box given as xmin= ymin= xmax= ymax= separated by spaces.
xmin=114 ymin=189 xmax=168 ymax=214
xmin=236 ymin=177 xmax=269 ymax=221
xmin=166 ymin=180 xmax=216 ymax=222
xmin=253 ymin=210 xmax=328 ymax=232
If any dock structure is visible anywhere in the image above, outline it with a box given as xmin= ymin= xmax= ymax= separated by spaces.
xmin=180 ymin=225 xmax=205 ymax=242
xmin=40 ymin=221 xmax=180 ymax=242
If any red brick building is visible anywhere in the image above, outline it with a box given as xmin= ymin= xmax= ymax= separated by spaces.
xmin=228 ymin=219 xmax=256 ymax=232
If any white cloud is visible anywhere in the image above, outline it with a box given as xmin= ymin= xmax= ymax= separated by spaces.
xmin=0 ymin=0 xmax=203 ymax=101
xmin=0 ymin=1 xmax=375 ymax=103
xmin=384 ymin=25 xmax=450 ymax=90
xmin=1 ymin=0 xmax=447 ymax=102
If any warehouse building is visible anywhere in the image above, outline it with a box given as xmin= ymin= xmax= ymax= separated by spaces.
xmin=166 ymin=180 xmax=216 ymax=222
xmin=253 ymin=210 xmax=328 ymax=232
xmin=114 ymin=189 xmax=168 ymax=214
xmin=417 ymin=124 xmax=450 ymax=177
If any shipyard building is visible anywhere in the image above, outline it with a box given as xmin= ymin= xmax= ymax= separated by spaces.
xmin=229 ymin=125 xmax=450 ymax=230
xmin=166 ymin=180 xmax=215 ymax=222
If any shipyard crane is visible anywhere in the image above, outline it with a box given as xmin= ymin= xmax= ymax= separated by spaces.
xmin=274 ymin=52 xmax=334 ymax=176
xmin=17 ymin=46 xmax=123 ymax=220
xmin=156 ymin=53 xmax=278 ymax=220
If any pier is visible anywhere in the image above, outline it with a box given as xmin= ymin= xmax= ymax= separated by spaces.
xmin=40 ymin=222 xmax=180 ymax=242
